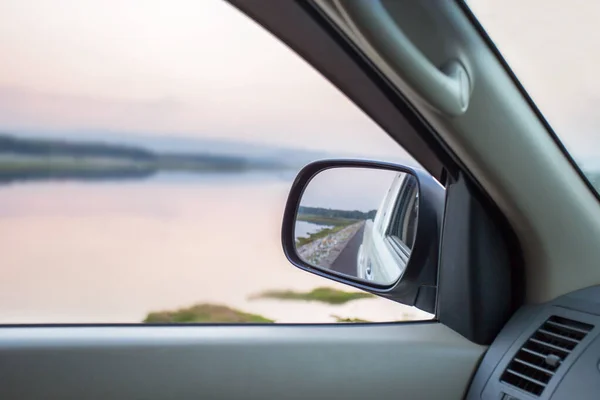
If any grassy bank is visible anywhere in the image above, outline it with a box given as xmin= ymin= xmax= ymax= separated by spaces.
xmin=295 ymin=224 xmax=351 ymax=247
xmin=144 ymin=303 xmax=274 ymax=323
xmin=143 ymin=288 xmax=378 ymax=324
xmin=250 ymin=287 xmax=374 ymax=305
xmin=331 ymin=315 xmax=371 ymax=323
xmin=296 ymin=213 xmax=358 ymax=226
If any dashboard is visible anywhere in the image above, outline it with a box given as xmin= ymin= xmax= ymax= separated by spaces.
xmin=467 ymin=285 xmax=600 ymax=400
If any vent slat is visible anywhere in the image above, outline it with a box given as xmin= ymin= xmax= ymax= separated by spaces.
xmin=537 ymin=328 xmax=580 ymax=344
xmin=545 ymin=320 xmax=590 ymax=335
xmin=502 ymin=371 xmax=545 ymax=396
xmin=547 ymin=316 xmax=594 ymax=334
xmin=521 ymin=347 xmax=546 ymax=359
xmin=501 ymin=316 xmax=594 ymax=397
xmin=505 ymin=369 xmax=548 ymax=388
xmin=529 ymin=338 xmax=572 ymax=353
xmin=520 ymin=347 xmax=546 ymax=359
xmin=513 ymin=358 xmax=555 ymax=375
xmin=522 ymin=339 xmax=569 ymax=360
xmin=516 ymin=348 xmax=560 ymax=373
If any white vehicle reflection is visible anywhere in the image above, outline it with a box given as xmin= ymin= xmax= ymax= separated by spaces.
xmin=357 ymin=173 xmax=419 ymax=284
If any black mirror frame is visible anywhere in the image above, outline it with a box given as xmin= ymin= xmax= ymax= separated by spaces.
xmin=281 ymin=159 xmax=445 ymax=314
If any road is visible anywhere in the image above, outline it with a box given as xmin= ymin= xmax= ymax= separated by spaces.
xmin=330 ymin=224 xmax=365 ymax=276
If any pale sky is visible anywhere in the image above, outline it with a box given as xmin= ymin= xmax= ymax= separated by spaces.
xmin=0 ymin=0 xmax=598 ymax=167
xmin=300 ymin=168 xmax=399 ymax=212
xmin=0 ymin=0 xmax=403 ymax=158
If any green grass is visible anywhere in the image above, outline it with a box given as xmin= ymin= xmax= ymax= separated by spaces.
xmin=143 ymin=303 xmax=274 ymax=323
xmin=250 ymin=287 xmax=374 ymax=305
xmin=296 ymin=214 xmax=358 ymax=226
xmin=331 ymin=315 xmax=371 ymax=323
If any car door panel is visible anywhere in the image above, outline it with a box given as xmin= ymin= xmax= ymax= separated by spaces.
xmin=0 ymin=324 xmax=485 ymax=399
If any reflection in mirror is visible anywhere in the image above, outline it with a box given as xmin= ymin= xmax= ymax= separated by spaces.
xmin=294 ymin=167 xmax=419 ymax=286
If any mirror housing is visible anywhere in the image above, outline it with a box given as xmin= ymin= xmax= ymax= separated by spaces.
xmin=282 ymin=160 xmax=445 ymax=313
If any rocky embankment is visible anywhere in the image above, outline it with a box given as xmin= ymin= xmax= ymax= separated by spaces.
xmin=297 ymin=221 xmax=365 ymax=268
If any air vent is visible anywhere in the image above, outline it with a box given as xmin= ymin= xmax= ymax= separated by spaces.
xmin=500 ymin=316 xmax=594 ymax=396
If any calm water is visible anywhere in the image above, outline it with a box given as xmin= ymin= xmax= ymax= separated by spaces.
xmin=294 ymin=221 xmax=333 ymax=239
xmin=0 ymin=173 xmax=429 ymax=323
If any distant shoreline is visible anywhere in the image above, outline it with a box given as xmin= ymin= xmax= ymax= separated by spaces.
xmin=0 ymin=133 xmax=300 ymax=183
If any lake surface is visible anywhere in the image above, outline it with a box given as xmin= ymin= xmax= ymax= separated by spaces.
xmin=294 ymin=220 xmax=333 ymax=239
xmin=0 ymin=173 xmax=431 ymax=323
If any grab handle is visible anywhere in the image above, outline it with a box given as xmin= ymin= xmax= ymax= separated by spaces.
xmin=334 ymin=0 xmax=471 ymax=116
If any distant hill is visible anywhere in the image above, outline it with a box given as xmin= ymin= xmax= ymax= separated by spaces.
xmin=0 ymin=130 xmax=423 ymax=184
xmin=298 ymin=206 xmax=377 ymax=222
xmin=7 ymin=130 xmax=332 ymax=167
xmin=0 ymin=132 xmax=327 ymax=183
xmin=0 ymin=134 xmax=155 ymax=160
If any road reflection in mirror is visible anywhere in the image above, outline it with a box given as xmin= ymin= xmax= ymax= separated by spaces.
xmin=294 ymin=167 xmax=419 ymax=286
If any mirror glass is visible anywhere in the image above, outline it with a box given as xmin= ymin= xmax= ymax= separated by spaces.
xmin=294 ymin=167 xmax=419 ymax=286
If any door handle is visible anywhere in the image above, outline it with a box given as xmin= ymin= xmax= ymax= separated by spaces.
xmin=365 ymin=266 xmax=373 ymax=281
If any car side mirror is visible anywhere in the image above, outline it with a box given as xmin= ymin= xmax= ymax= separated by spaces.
xmin=281 ymin=160 xmax=445 ymax=313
